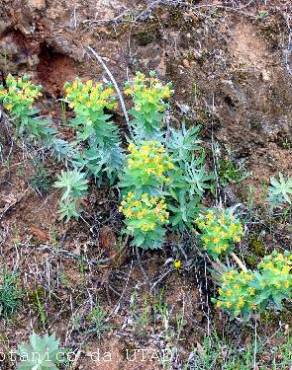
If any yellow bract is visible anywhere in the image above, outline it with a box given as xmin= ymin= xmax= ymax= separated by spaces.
xmin=127 ymin=140 xmax=174 ymax=181
xmin=195 ymin=209 xmax=244 ymax=258
xmin=0 ymin=74 xmax=42 ymax=112
xmin=64 ymin=79 xmax=117 ymax=112
xmin=216 ymin=269 xmax=258 ymax=316
xmin=119 ymin=192 xmax=169 ymax=233
xmin=124 ymin=72 xmax=173 ymax=113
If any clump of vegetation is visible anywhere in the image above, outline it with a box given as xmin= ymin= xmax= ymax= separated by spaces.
xmin=124 ymin=71 xmax=173 ymax=140
xmin=119 ymin=75 xmax=212 ymax=247
xmin=185 ymin=331 xmax=291 ymax=370
xmin=87 ymin=302 xmax=110 ymax=340
xmin=269 ymin=172 xmax=292 ymax=206
xmin=64 ymin=79 xmax=123 ymax=184
xmin=166 ymin=125 xmax=212 ymax=229
xmin=0 ymin=74 xmax=51 ymax=139
xmin=1 ymin=73 xmax=213 ymax=236
xmin=214 ymin=269 xmax=257 ymax=317
xmin=120 ymin=140 xmax=174 ymax=193
xmin=2 ymin=72 xmax=290 ymax=328
xmin=119 ymin=192 xmax=169 ymax=249
xmin=213 ymin=251 xmax=292 ymax=318
xmin=53 ymin=169 xmax=88 ymax=221
xmin=17 ymin=333 xmax=62 ymax=370
xmin=119 ymin=140 xmax=174 ymax=249
xmin=195 ymin=208 xmax=244 ymax=258
xmin=256 ymin=251 xmax=291 ymax=309
xmin=0 ymin=270 xmax=23 ymax=318
xmin=218 ymin=157 xmax=248 ymax=186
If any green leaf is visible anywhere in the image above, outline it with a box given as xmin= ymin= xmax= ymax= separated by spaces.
xmin=17 ymin=333 xmax=61 ymax=370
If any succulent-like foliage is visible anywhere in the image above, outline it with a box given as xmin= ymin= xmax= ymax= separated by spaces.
xmin=254 ymin=251 xmax=292 ymax=309
xmin=119 ymin=140 xmax=174 ymax=249
xmin=269 ymin=172 xmax=292 ymax=206
xmin=166 ymin=124 xmax=202 ymax=162
xmin=213 ymin=251 xmax=292 ymax=318
xmin=48 ymin=138 xmax=79 ymax=163
xmin=0 ymin=74 xmax=52 ymax=139
xmin=125 ymin=71 xmax=173 ymax=140
xmin=119 ymin=192 xmax=169 ymax=249
xmin=166 ymin=125 xmax=213 ymax=229
xmin=214 ymin=269 xmax=256 ymax=317
xmin=64 ymin=79 xmax=123 ymax=183
xmin=0 ymin=74 xmax=42 ymax=115
xmin=64 ymin=79 xmax=118 ymax=144
xmin=54 ymin=169 xmax=88 ymax=221
xmin=17 ymin=333 xmax=61 ymax=370
xmin=120 ymin=141 xmax=174 ymax=195
xmin=196 ymin=208 xmax=244 ymax=258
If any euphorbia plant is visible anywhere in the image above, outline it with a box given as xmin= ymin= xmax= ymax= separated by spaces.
xmin=213 ymin=251 xmax=292 ymax=318
xmin=0 ymin=74 xmax=51 ymax=139
xmin=195 ymin=208 xmax=244 ymax=258
xmin=124 ymin=71 xmax=173 ymax=140
xmin=119 ymin=140 xmax=174 ymax=249
xmin=253 ymin=250 xmax=292 ymax=309
xmin=119 ymin=192 xmax=169 ymax=249
xmin=120 ymin=140 xmax=174 ymax=194
xmin=213 ymin=269 xmax=257 ymax=317
xmin=64 ymin=78 xmax=123 ymax=183
xmin=54 ymin=169 xmax=88 ymax=221
xmin=119 ymin=73 xmax=213 ymax=248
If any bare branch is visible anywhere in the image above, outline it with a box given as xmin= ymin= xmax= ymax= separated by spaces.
xmin=87 ymin=46 xmax=133 ymax=137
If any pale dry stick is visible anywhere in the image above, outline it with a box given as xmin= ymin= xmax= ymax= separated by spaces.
xmin=12 ymin=243 xmax=20 ymax=273
xmin=82 ymin=7 xmax=131 ymax=26
xmin=64 ymin=294 xmax=76 ymax=346
xmin=211 ymin=129 xmax=221 ymax=206
xmin=87 ymin=46 xmax=133 ymax=137
xmin=230 ymin=251 xmax=248 ymax=272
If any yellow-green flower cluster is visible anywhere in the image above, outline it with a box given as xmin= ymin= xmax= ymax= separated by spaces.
xmin=119 ymin=192 xmax=169 ymax=232
xmin=214 ymin=250 xmax=292 ymax=318
xmin=124 ymin=71 xmax=173 ymax=113
xmin=120 ymin=140 xmax=174 ymax=249
xmin=64 ymin=79 xmax=117 ymax=113
xmin=0 ymin=74 xmax=42 ymax=113
xmin=127 ymin=140 xmax=174 ymax=186
xmin=214 ymin=269 xmax=257 ymax=317
xmin=258 ymin=251 xmax=291 ymax=291
xmin=125 ymin=72 xmax=173 ymax=139
xmin=195 ymin=209 xmax=244 ymax=258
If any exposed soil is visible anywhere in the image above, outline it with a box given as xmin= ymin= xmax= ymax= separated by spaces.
xmin=0 ymin=0 xmax=291 ymax=369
